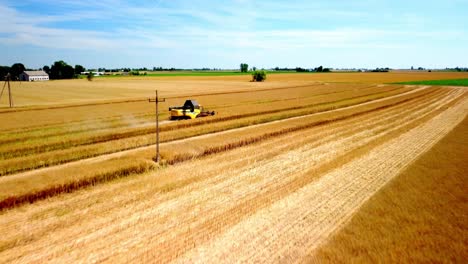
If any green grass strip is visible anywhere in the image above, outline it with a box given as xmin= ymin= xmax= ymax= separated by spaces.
xmin=394 ymin=79 xmax=468 ymax=86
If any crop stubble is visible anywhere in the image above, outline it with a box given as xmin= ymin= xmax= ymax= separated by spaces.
xmin=0 ymin=85 xmax=441 ymax=208
xmin=0 ymin=84 xmax=410 ymax=176
xmin=0 ymin=85 xmax=466 ymax=263
xmin=177 ymin=94 xmax=467 ymax=263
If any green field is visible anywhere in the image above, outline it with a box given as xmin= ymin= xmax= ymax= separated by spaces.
xmin=101 ymin=71 xmax=249 ymax=77
xmin=395 ymin=78 xmax=468 ymax=86
xmin=95 ymin=70 xmax=318 ymax=78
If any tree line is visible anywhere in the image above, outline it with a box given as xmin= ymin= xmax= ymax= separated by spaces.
xmin=272 ymin=66 xmax=331 ymax=72
xmin=0 ymin=63 xmax=26 ymax=80
xmin=446 ymin=67 xmax=468 ymax=72
xmin=0 ymin=61 xmax=86 ymax=80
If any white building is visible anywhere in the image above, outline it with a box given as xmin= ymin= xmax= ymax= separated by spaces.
xmin=81 ymin=71 xmax=104 ymax=76
xmin=19 ymin=71 xmax=49 ymax=81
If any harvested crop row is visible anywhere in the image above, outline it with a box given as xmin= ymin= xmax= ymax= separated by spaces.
xmin=25 ymin=93 xmax=468 ymax=262
xmin=0 ymin=82 xmax=349 ymax=115
xmin=161 ymin=87 xmax=446 ymax=164
xmin=0 ymin=85 xmax=331 ymax=144
xmin=1 ymin=84 xmax=400 ymax=148
xmin=178 ymin=97 xmax=468 ymax=263
xmin=0 ymin=112 xmax=155 ymax=145
xmin=0 ymin=158 xmax=155 ymax=210
xmin=0 ymin=86 xmax=440 ymax=194
xmin=0 ymin=83 xmax=353 ymax=131
xmin=116 ymin=89 xmax=465 ymax=263
xmin=0 ymin=86 xmax=415 ymax=175
xmin=1 ymin=87 xmax=442 ymax=239
xmin=0 ymin=86 xmax=442 ymax=192
xmin=0 ymin=88 xmax=448 ymax=210
xmin=0 ymin=88 xmax=463 ymax=262
xmin=311 ymin=116 xmax=468 ymax=263
xmin=0 ymin=85 xmax=406 ymax=159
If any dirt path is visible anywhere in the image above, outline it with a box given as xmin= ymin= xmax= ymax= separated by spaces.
xmin=6 ymin=86 xmax=429 ymax=181
xmin=174 ymin=95 xmax=467 ymax=263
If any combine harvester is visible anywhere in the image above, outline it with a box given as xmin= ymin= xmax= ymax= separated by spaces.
xmin=169 ymin=99 xmax=215 ymax=120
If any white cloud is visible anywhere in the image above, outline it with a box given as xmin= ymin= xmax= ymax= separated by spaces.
xmin=0 ymin=0 xmax=467 ymax=68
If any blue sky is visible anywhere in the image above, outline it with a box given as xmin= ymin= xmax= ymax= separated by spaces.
xmin=1 ymin=0 xmax=467 ymax=69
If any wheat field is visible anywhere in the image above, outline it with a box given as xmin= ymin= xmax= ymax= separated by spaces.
xmin=0 ymin=72 xmax=467 ymax=263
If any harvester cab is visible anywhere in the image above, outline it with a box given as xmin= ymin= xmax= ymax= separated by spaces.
xmin=169 ymin=99 xmax=215 ymax=120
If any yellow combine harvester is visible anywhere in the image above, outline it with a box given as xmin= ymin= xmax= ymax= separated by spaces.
xmin=169 ymin=99 xmax=215 ymax=120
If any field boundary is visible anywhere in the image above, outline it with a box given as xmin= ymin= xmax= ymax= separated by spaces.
xmin=393 ymin=78 xmax=468 ymax=87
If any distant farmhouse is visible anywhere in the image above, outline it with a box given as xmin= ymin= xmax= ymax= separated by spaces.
xmin=81 ymin=71 xmax=104 ymax=76
xmin=19 ymin=71 xmax=49 ymax=81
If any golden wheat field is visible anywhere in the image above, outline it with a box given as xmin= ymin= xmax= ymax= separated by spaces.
xmin=0 ymin=72 xmax=467 ymax=263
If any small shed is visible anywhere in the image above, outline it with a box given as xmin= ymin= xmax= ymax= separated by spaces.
xmin=19 ymin=71 xmax=49 ymax=81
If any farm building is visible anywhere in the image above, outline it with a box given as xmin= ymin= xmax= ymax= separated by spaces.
xmin=19 ymin=71 xmax=49 ymax=81
xmin=81 ymin=71 xmax=104 ymax=76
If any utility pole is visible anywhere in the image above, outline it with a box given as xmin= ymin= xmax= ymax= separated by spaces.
xmin=148 ymin=90 xmax=165 ymax=163
xmin=8 ymin=74 xmax=12 ymax=108
xmin=1 ymin=73 xmax=13 ymax=108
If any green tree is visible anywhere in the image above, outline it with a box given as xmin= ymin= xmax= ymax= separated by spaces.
xmin=74 ymin=65 xmax=85 ymax=75
xmin=50 ymin=60 xmax=75 ymax=79
xmin=87 ymin=72 xmax=94 ymax=81
xmin=43 ymin=65 xmax=50 ymax=74
xmin=10 ymin=63 xmax=25 ymax=80
xmin=63 ymin=65 xmax=75 ymax=79
xmin=240 ymin=63 xmax=249 ymax=73
xmin=50 ymin=61 xmax=65 ymax=79
xmin=0 ymin=66 xmax=11 ymax=79
xmin=252 ymin=70 xmax=266 ymax=82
